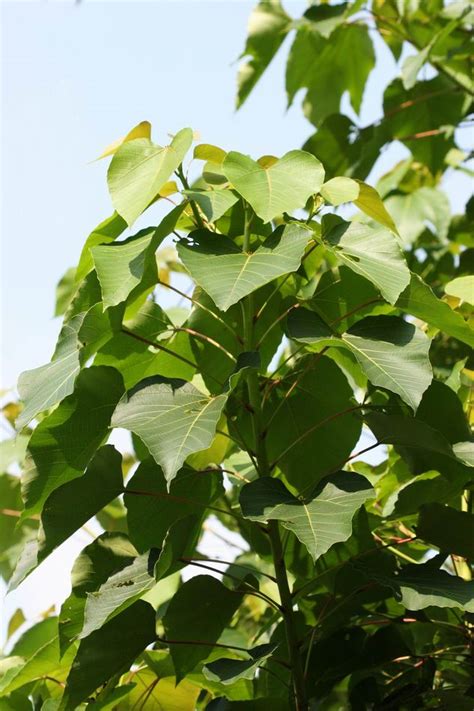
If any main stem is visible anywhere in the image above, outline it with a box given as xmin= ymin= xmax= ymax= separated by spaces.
xmin=241 ymin=206 xmax=308 ymax=710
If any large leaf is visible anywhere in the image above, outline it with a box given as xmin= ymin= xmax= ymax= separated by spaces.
xmin=58 ymin=533 xmax=139 ymax=655
xmin=384 ymin=187 xmax=450 ymax=245
xmin=112 ymin=377 xmax=227 ymax=487
xmin=417 ymin=503 xmax=474 ymax=559
xmin=75 ymin=212 xmax=127 ymax=283
xmin=108 ymin=127 xmax=193 ymax=225
xmin=286 ymin=24 xmax=374 ymax=126
xmin=240 ymin=473 xmax=373 ymax=561
xmin=80 ymin=550 xmax=158 ymax=639
xmin=9 ymin=445 xmax=124 ymax=590
xmin=177 ymin=223 xmax=311 ymax=311
xmin=222 ymin=151 xmax=324 ymax=223
xmin=262 ymin=356 xmax=362 ymax=491
xmin=288 ymin=311 xmax=432 ymax=411
xmin=60 ymin=601 xmax=156 ymax=710
xmin=236 ymin=0 xmax=290 ymax=107
xmin=92 ymin=204 xmax=185 ymax=309
xmin=163 ymin=575 xmax=243 ymax=682
xmin=22 ymin=366 xmax=124 ymax=517
xmin=343 ymin=316 xmax=432 ymax=411
xmin=323 ymin=218 xmax=410 ymax=304
xmin=396 ymin=274 xmax=474 ymax=348
xmin=16 ymin=315 xmax=84 ymax=429
xmin=0 ymin=618 xmax=75 ymax=696
xmin=203 ymin=643 xmax=278 ymax=685
xmin=124 ymin=460 xmax=223 ymax=552
xmin=355 ymin=558 xmax=474 ymax=612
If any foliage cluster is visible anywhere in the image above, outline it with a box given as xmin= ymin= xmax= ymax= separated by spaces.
xmin=1 ymin=1 xmax=473 ymax=709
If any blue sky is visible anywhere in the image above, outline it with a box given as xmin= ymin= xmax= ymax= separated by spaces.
xmin=1 ymin=0 xmax=471 ymax=642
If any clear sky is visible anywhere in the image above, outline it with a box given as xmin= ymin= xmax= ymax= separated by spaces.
xmin=1 ymin=0 xmax=471 ymax=644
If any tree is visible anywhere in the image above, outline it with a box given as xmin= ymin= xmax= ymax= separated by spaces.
xmin=1 ymin=1 xmax=473 ymax=709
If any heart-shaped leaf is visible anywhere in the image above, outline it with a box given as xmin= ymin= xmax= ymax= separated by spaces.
xmin=223 ymin=150 xmax=324 ymax=222
xmin=108 ymin=127 xmax=193 ymax=225
xmin=177 ymin=223 xmax=311 ymax=311
xmin=111 ymin=377 xmax=227 ymax=487
xmin=324 ymin=218 xmax=410 ymax=304
xmin=288 ymin=311 xmax=432 ymax=411
xmin=240 ymin=472 xmax=374 ymax=561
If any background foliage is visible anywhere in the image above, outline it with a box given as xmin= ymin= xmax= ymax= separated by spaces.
xmin=1 ymin=1 xmax=473 ymax=709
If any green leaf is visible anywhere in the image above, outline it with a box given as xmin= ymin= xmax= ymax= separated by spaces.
xmin=453 ymin=441 xmax=474 ymax=467
xmin=163 ymin=575 xmax=243 ymax=682
xmin=288 ymin=311 xmax=432 ymax=411
xmin=262 ymin=356 xmax=362 ymax=491
xmin=342 ymin=316 xmax=432 ymax=411
xmin=396 ymin=274 xmax=474 ymax=348
xmin=355 ymin=558 xmax=474 ymax=612
xmin=108 ymin=128 xmax=193 ymax=225
xmin=112 ymin=378 xmax=227 ymax=487
xmin=396 ymin=564 xmax=474 ymax=613
xmin=9 ymin=445 xmax=124 ymax=589
xmin=124 ymin=461 xmax=222 ymax=552
xmin=0 ymin=619 xmax=75 ymax=696
xmin=353 ymin=181 xmax=399 ymax=235
xmin=222 ymin=151 xmax=324 ymax=223
xmin=184 ymin=189 xmax=238 ymax=222
xmin=240 ymin=473 xmax=373 ymax=561
xmin=401 ymin=46 xmax=431 ymax=90
xmin=384 ymin=187 xmax=450 ymax=245
xmin=286 ymin=24 xmax=374 ymax=126
xmin=75 ymin=212 xmax=127 ymax=284
xmin=80 ymin=549 xmax=158 ymax=639
xmin=445 ymin=275 xmax=474 ymax=305
xmin=22 ymin=366 xmax=124 ymax=517
xmin=320 ymin=177 xmax=359 ymax=206
xmin=365 ymin=412 xmax=462 ymax=462
xmin=203 ymin=643 xmax=278 ymax=685
xmin=60 ymin=601 xmax=156 ymax=710
xmin=177 ymin=224 xmax=311 ymax=311
xmin=417 ymin=503 xmax=474 ymax=559
xmin=323 ymin=219 xmax=410 ymax=304
xmin=40 ymin=444 xmax=123 ymax=556
xmin=16 ymin=315 xmax=84 ymax=429
xmin=236 ymin=0 xmax=290 ymax=107
xmin=54 ymin=267 xmax=76 ymax=317
xmin=0 ymin=474 xmax=38 ymax=582
xmin=92 ymin=204 xmax=185 ymax=309
xmin=58 ymin=533 xmax=138 ymax=655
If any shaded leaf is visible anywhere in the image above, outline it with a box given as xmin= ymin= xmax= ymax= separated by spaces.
xmin=417 ymin=503 xmax=474 ymax=559
xmin=236 ymin=0 xmax=290 ymax=107
xmin=323 ymin=218 xmax=410 ymax=304
xmin=263 ymin=356 xmax=362 ymax=491
xmin=60 ymin=601 xmax=156 ymax=710
xmin=177 ymin=224 xmax=311 ymax=311
xmin=396 ymin=274 xmax=474 ymax=348
xmin=21 ymin=367 xmax=124 ymax=517
xmin=125 ymin=460 xmax=222 ymax=552
xmin=163 ymin=575 xmax=243 ymax=682
xmin=203 ymin=643 xmax=278 ymax=685
xmin=240 ymin=473 xmax=373 ymax=561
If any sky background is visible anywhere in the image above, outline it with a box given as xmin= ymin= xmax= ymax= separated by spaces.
xmin=1 ymin=0 xmax=471 ymax=645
